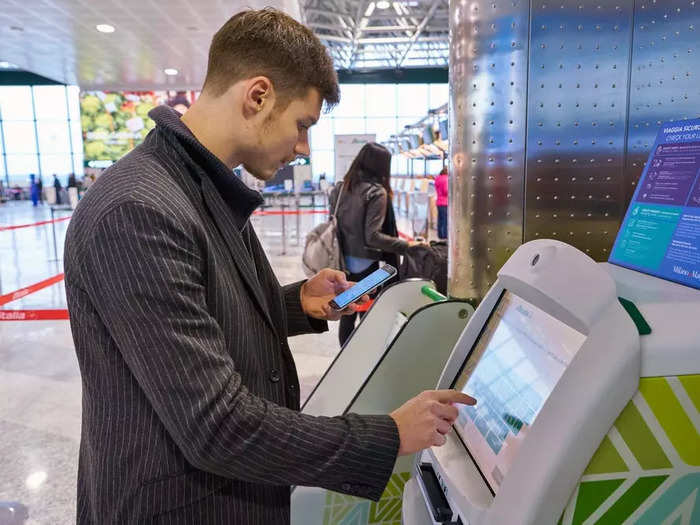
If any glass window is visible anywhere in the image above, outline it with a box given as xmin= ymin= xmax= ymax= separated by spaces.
xmin=429 ymin=84 xmax=449 ymax=109
xmin=2 ymin=121 xmax=37 ymax=154
xmin=366 ymin=117 xmax=398 ymax=143
xmin=5 ymin=154 xmax=39 ymax=177
xmin=310 ymin=115 xmax=334 ymax=150
xmin=366 ymin=84 xmax=398 ymax=117
xmin=396 ymin=155 xmax=409 ymax=176
xmin=0 ymin=86 xmax=34 ymax=120
xmin=398 ymin=117 xmax=421 ymax=131
xmin=334 ymin=84 xmax=366 ymax=118
xmin=37 ymin=121 xmax=71 ymax=154
xmin=397 ymin=84 xmax=429 ymax=118
xmin=427 ymin=159 xmax=444 ymax=175
xmin=311 ymin=150 xmax=334 ymax=180
xmin=333 ymin=118 xmax=367 ymax=135
xmin=67 ymin=85 xmax=81 ymax=121
xmin=33 ymin=86 xmax=68 ymax=121
xmin=72 ymin=152 xmax=85 ymax=176
xmin=40 ymin=154 xmax=73 ymax=176
xmin=70 ymin=118 xmax=83 ymax=155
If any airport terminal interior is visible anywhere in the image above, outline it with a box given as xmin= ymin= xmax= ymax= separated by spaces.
xmin=1 ymin=1 xmax=699 ymax=524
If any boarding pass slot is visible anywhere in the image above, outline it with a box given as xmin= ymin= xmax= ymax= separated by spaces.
xmin=417 ymin=463 xmax=463 ymax=524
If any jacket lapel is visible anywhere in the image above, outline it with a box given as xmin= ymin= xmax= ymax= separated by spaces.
xmin=199 ymin=175 xmax=278 ymax=337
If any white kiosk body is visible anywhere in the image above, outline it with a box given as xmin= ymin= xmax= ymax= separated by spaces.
xmin=403 ymin=240 xmax=641 ymax=525
xmin=291 ymin=279 xmax=474 ymax=525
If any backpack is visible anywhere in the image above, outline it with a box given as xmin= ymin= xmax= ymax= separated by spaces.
xmin=399 ymin=240 xmax=448 ymax=295
xmin=302 ymin=185 xmax=346 ymax=277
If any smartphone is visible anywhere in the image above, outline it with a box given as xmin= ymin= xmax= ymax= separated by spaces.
xmin=329 ymin=264 xmax=397 ymax=310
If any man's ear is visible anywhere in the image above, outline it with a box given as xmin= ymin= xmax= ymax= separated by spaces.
xmin=243 ymin=76 xmax=275 ymax=117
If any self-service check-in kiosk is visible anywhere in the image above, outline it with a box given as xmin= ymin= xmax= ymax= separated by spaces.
xmin=291 ymin=279 xmax=474 ymax=525
xmin=403 ymin=120 xmax=700 ymax=525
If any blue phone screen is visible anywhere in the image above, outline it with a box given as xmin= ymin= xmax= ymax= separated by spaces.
xmin=332 ymin=268 xmax=392 ymax=308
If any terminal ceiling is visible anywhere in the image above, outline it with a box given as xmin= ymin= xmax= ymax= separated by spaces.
xmin=0 ymin=0 xmax=448 ymax=90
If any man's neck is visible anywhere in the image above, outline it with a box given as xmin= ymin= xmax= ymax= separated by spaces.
xmin=180 ymin=100 xmax=242 ymax=170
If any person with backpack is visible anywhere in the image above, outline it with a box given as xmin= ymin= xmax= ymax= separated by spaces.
xmin=330 ymin=142 xmax=422 ymax=346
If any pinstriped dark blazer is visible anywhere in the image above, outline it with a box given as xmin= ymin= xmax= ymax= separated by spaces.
xmin=64 ymin=106 xmax=399 ymax=524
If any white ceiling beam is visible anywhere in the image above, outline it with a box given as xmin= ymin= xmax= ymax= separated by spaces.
xmin=305 ymin=8 xmax=353 ymax=19
xmin=352 ymin=35 xmax=447 ymax=45
xmin=320 ymin=35 xmax=353 ymax=43
xmin=308 ymin=22 xmax=348 ymax=32
xmin=360 ymin=25 xmax=420 ymax=32
xmin=396 ymin=0 xmax=442 ymax=67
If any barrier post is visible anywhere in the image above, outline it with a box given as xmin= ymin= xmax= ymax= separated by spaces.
xmin=50 ymin=207 xmax=59 ymax=261
xmin=280 ymin=201 xmax=287 ymax=255
xmin=295 ymin=196 xmax=301 ymax=246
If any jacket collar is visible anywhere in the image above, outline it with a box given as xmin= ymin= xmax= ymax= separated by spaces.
xmin=148 ymin=106 xmax=278 ymax=337
xmin=148 ymin=105 xmax=263 ymax=231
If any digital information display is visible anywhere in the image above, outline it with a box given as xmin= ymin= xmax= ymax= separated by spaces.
xmin=452 ymin=291 xmax=586 ymax=492
xmin=609 ymin=118 xmax=700 ymax=289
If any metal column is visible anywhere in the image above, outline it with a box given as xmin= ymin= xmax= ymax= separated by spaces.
xmin=448 ymin=0 xmax=530 ymax=300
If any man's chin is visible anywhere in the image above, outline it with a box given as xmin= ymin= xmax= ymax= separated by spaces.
xmin=242 ymin=163 xmax=276 ymax=181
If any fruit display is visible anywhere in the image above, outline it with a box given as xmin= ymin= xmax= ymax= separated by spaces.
xmin=80 ymin=91 xmax=158 ymax=162
xmin=79 ymin=90 xmax=197 ymax=163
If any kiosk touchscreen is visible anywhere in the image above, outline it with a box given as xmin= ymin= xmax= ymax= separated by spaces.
xmin=451 ymin=291 xmax=586 ymax=492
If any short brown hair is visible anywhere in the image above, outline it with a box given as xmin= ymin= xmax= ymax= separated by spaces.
xmin=203 ymin=8 xmax=340 ymax=110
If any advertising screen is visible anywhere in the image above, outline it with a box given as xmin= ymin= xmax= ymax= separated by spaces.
xmin=80 ymin=90 xmax=198 ymax=165
xmin=609 ymin=118 xmax=700 ymax=289
xmin=452 ymin=291 xmax=586 ymax=492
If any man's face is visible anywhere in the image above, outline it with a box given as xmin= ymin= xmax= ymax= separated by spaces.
xmin=243 ymin=88 xmax=321 ymax=181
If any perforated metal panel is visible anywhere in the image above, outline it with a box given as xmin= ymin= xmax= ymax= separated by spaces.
xmin=525 ymin=1 xmax=634 ymax=260
xmin=449 ymin=0 xmax=700 ymax=301
xmin=626 ymin=0 xmax=700 ymax=203
xmin=448 ymin=0 xmax=530 ymax=300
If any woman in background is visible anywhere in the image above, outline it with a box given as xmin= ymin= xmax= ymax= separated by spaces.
xmin=330 ymin=142 xmax=419 ymax=346
xmin=435 ymin=166 xmax=448 ymax=239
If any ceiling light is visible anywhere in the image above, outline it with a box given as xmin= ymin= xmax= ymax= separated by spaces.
xmin=96 ymin=24 xmax=115 ymax=33
xmin=26 ymin=471 xmax=47 ymax=490
xmin=164 ymin=68 xmax=179 ymax=76
xmin=376 ymin=0 xmax=391 ymax=8
xmin=364 ymin=2 xmax=376 ymax=17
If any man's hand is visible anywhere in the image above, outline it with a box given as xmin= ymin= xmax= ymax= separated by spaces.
xmin=389 ymin=390 xmax=476 ymax=456
xmin=300 ymin=269 xmax=369 ymax=321
xmin=408 ymin=240 xmax=429 ymax=248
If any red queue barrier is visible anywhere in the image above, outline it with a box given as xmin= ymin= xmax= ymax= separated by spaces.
xmin=0 ymin=273 xmax=65 ymax=307
xmin=0 ymin=215 xmax=71 ymax=232
xmin=0 ymin=309 xmax=70 ymax=321
xmin=0 ymin=208 xmax=411 ymax=319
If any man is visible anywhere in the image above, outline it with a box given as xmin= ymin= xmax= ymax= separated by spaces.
xmin=64 ymin=8 xmax=475 ymax=524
